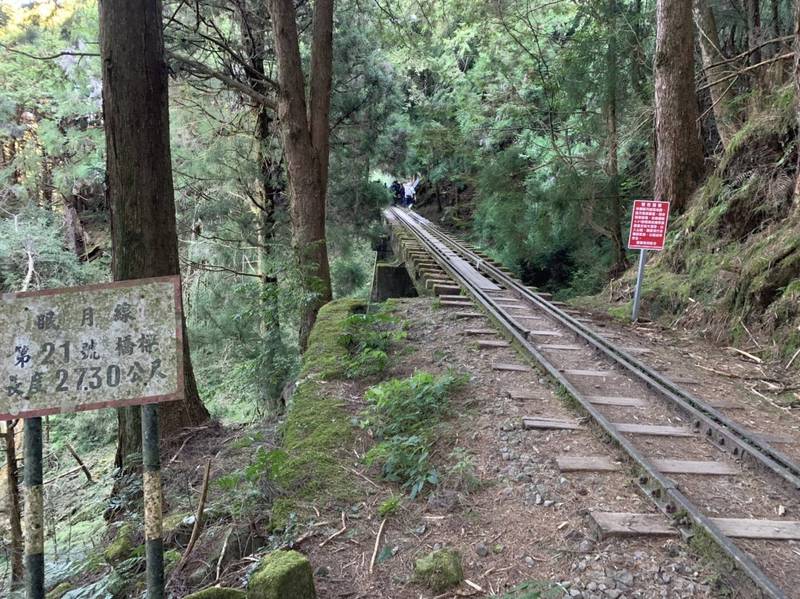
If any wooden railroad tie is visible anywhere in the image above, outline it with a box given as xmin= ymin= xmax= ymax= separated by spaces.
xmin=612 ymin=423 xmax=694 ymax=437
xmin=561 ymin=368 xmax=614 ymax=377
xmin=539 ymin=344 xmax=582 ymax=352
xmin=528 ymin=330 xmax=563 ymax=338
xmin=477 ymin=339 xmax=510 ymax=349
xmin=492 ymin=362 xmax=531 ymax=372
xmin=433 ymin=285 xmax=462 ymax=295
xmin=507 ymin=390 xmax=538 ymax=401
xmin=439 ymin=300 xmax=473 ymax=308
xmin=464 ymin=328 xmax=497 ymax=336
xmin=455 ymin=311 xmax=484 ymax=319
xmin=522 ymin=417 xmax=580 ymax=430
xmin=590 ymin=512 xmax=800 ymax=541
xmin=557 ymin=456 xmax=738 ymax=475
xmin=585 ymin=395 xmax=647 ymax=407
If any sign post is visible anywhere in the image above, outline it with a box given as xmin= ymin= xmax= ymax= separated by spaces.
xmin=1 ymin=276 xmax=184 ymax=598
xmin=627 ymin=200 xmax=670 ymax=322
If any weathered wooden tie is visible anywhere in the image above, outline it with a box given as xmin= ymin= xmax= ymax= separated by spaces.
xmin=523 ymin=417 xmax=580 ymax=430
xmin=591 ymin=512 xmax=800 ymax=541
xmin=464 ymin=328 xmax=497 ymax=336
xmin=613 ymin=423 xmax=693 ymax=437
xmin=493 ymin=362 xmax=532 ymax=372
xmin=455 ymin=311 xmax=484 ymax=319
xmin=586 ymin=395 xmax=647 ymax=407
xmin=557 ymin=456 xmax=737 ymax=475
xmin=507 ymin=390 xmax=538 ymax=400
xmin=528 ymin=330 xmax=563 ymax=338
xmin=432 ymin=284 xmax=461 ymax=296
xmin=539 ymin=344 xmax=582 ymax=351
xmin=561 ymin=369 xmax=614 ymax=377
xmin=478 ymin=339 xmax=510 ymax=349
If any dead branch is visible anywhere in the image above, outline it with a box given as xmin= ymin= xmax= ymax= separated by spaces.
xmin=65 ymin=443 xmax=93 ymax=482
xmin=175 ymin=458 xmax=212 ymax=572
xmin=319 ymin=511 xmax=347 ymax=547
xmin=369 ymin=518 xmax=387 ymax=574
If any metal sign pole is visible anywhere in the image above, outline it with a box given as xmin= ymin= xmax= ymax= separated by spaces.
xmin=24 ymin=416 xmax=44 ymax=599
xmin=631 ymin=249 xmax=647 ymax=322
xmin=142 ymin=404 xmax=164 ymax=598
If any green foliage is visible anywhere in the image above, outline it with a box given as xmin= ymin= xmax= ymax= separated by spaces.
xmin=377 ymin=493 xmax=402 ymax=517
xmin=0 ymin=206 xmax=106 ymax=292
xmin=338 ymin=303 xmax=405 ymax=378
xmin=362 ymin=371 xmax=465 ymax=497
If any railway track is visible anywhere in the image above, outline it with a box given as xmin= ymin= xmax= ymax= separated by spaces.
xmin=385 ymin=206 xmax=800 ymax=598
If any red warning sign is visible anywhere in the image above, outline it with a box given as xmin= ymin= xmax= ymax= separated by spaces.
xmin=628 ymin=200 xmax=670 ymax=251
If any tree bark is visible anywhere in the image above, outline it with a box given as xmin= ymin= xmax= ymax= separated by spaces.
xmin=694 ymin=0 xmax=737 ymax=148
xmin=746 ymin=0 xmax=763 ymax=66
xmin=267 ymin=0 xmax=333 ymax=349
xmin=654 ymin=0 xmax=705 ymax=212
xmin=99 ymin=0 xmax=209 ymax=469
xmin=604 ymin=0 xmax=629 ymax=275
xmin=793 ymin=0 xmax=800 ymax=207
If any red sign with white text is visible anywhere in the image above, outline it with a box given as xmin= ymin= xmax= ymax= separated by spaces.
xmin=628 ymin=200 xmax=670 ymax=251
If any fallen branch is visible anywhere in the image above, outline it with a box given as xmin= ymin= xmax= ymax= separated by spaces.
xmin=319 ymin=512 xmax=347 ymax=548
xmin=65 ymin=443 xmax=93 ymax=482
xmin=215 ymin=525 xmax=233 ymax=582
xmin=174 ymin=458 xmax=212 ymax=573
xmin=43 ymin=465 xmax=84 ymax=485
xmin=342 ymin=465 xmax=381 ymax=489
xmin=786 ymin=348 xmax=800 ymax=370
xmin=369 ymin=518 xmax=387 ymax=574
xmin=168 ymin=436 xmax=191 ymax=465
xmin=726 ymin=347 xmax=763 ymax=364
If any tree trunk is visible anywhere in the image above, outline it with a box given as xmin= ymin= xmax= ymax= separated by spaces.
xmin=99 ymin=0 xmax=209 ymax=469
xmin=267 ymin=0 xmax=333 ymax=349
xmin=746 ymin=0 xmax=763 ymax=65
xmin=694 ymin=0 xmax=737 ymax=148
xmin=3 ymin=421 xmax=23 ymax=587
xmin=654 ymin=0 xmax=705 ymax=212
xmin=793 ymin=0 xmax=800 ymax=206
xmin=604 ymin=0 xmax=628 ymax=275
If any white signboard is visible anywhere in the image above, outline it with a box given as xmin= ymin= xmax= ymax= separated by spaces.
xmin=1 ymin=276 xmax=183 ymax=421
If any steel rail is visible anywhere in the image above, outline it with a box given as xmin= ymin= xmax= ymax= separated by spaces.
xmin=387 ymin=206 xmax=788 ymax=598
xmin=403 ymin=209 xmax=800 ymax=491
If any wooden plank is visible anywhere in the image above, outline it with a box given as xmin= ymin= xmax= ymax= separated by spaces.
xmin=613 ymin=423 xmax=693 ymax=437
xmin=513 ymin=315 xmax=545 ymax=321
xmin=478 ymin=340 xmax=510 ymax=349
xmin=426 ymin=278 xmax=452 ymax=289
xmin=527 ymin=330 xmax=563 ymax=337
xmin=586 ymin=395 xmax=647 ymax=407
xmin=438 ymin=294 xmax=466 ymax=301
xmin=710 ymin=518 xmax=800 ymax=540
xmin=650 ymin=459 xmax=738 ymax=475
xmin=440 ymin=300 xmax=473 ymax=308
xmin=523 ymin=417 xmax=580 ymax=431
xmin=507 ymin=390 xmax=538 ymax=400
xmin=557 ymin=456 xmax=621 ymax=472
xmin=464 ymin=328 xmax=497 ymax=336
xmin=590 ymin=512 xmax=676 ymax=538
xmin=432 ymin=284 xmax=461 ymax=296
xmin=539 ymin=344 xmax=582 ymax=351
xmin=624 ymin=347 xmax=654 ymax=355
xmin=562 ymin=369 xmax=615 ymax=377
xmin=454 ymin=311 xmax=484 ymax=319
xmin=707 ymin=400 xmax=743 ymax=410
xmin=493 ymin=363 xmax=531 ymax=372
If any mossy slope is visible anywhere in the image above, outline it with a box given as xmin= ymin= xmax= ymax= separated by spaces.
xmin=596 ymin=83 xmax=800 ymax=358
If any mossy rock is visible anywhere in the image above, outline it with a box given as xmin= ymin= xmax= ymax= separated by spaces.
xmin=247 ymin=550 xmax=316 ymax=599
xmin=46 ymin=582 xmax=73 ymax=599
xmin=414 ymin=548 xmax=463 ymax=592
xmin=163 ymin=511 xmax=194 ymax=546
xmin=104 ymin=522 xmax=136 ymax=564
xmin=184 ymin=588 xmax=246 ymax=599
